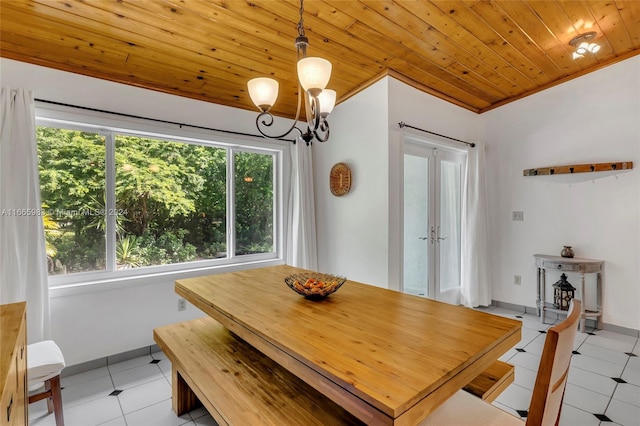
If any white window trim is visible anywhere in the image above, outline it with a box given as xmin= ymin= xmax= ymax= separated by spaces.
xmin=36 ymin=103 xmax=290 ymax=296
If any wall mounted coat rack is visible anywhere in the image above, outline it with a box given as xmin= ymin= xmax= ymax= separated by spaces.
xmin=523 ymin=161 xmax=633 ymax=176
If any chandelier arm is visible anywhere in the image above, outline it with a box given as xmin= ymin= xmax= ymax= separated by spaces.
xmin=304 ymin=92 xmax=322 ymax=132
xmin=254 ymin=82 xmax=306 ymax=141
xmin=313 ymin=119 xmax=330 ymax=143
xmin=254 ymin=113 xmax=301 ymax=140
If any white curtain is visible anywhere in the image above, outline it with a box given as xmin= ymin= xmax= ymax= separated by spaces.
xmin=0 ymin=87 xmax=51 ymax=342
xmin=285 ymin=140 xmax=318 ymax=270
xmin=460 ymin=140 xmax=491 ymax=307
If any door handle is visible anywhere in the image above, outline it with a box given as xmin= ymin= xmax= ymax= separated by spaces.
xmin=436 ymin=226 xmax=447 ymax=242
xmin=418 ymin=236 xmax=428 ymax=240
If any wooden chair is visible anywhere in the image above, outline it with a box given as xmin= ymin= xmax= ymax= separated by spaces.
xmin=422 ymin=299 xmax=581 ymax=426
xmin=28 ymin=340 xmax=66 ymax=426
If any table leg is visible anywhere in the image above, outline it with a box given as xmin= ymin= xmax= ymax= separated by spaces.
xmin=172 ymin=366 xmax=201 ymax=416
xmin=580 ymin=273 xmax=586 ymax=333
xmin=536 ymin=267 xmax=541 ymax=317
xmin=597 ymin=272 xmax=603 ymax=330
xmin=540 ymin=268 xmax=546 ymax=325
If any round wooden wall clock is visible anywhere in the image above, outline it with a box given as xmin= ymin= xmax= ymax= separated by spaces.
xmin=329 ymin=162 xmax=351 ymax=196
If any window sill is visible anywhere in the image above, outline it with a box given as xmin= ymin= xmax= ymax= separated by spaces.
xmin=48 ymin=258 xmax=285 ymax=298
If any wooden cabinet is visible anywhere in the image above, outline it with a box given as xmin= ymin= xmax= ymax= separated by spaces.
xmin=1 ymin=302 xmax=27 ymax=426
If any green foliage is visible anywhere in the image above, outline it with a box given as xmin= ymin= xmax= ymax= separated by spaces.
xmin=116 ymin=236 xmax=142 ymax=269
xmin=37 ymin=126 xmax=274 ymax=275
xmin=234 ymin=151 xmax=274 ymax=254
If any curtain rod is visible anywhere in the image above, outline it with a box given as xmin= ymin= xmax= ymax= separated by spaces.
xmin=34 ymin=98 xmax=296 ymax=143
xmin=398 ymin=122 xmax=475 ymax=148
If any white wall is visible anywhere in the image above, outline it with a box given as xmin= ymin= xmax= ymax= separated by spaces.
xmin=313 ymin=78 xmax=390 ymax=287
xmin=1 ymin=58 xmax=288 ymax=365
xmin=482 ymin=56 xmax=640 ymax=330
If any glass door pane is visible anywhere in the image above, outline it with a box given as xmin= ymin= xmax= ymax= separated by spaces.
xmin=403 ymin=154 xmax=431 ymax=297
xmin=437 ymin=159 xmax=462 ymax=298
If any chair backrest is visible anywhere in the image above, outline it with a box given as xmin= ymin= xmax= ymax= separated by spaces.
xmin=526 ymin=299 xmax=581 ymax=426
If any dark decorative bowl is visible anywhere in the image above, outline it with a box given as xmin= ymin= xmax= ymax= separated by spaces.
xmin=284 ymin=272 xmax=347 ymax=299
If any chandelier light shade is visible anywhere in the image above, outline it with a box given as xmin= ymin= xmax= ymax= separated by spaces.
xmin=247 ymin=78 xmax=279 ymax=112
xmin=247 ymin=0 xmax=334 ymax=145
xmin=569 ymin=32 xmax=600 ymax=60
xmin=318 ymin=89 xmax=336 ymax=117
xmin=297 ymin=57 xmax=332 ymax=95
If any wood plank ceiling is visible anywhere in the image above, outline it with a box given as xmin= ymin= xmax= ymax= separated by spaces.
xmin=1 ymin=0 xmax=639 ymax=117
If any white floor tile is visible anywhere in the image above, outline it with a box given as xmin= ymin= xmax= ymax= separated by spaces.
xmin=125 ymin=398 xmax=192 ymax=426
xmin=517 ymin=327 xmax=542 ymax=346
xmin=520 ymin=315 xmax=555 ymax=331
xmin=60 ymin=395 xmax=123 ymax=426
xmin=111 ymin=363 xmax=165 ymax=390
xmin=563 ymin=383 xmax=610 ymax=414
xmin=574 ymin=330 xmax=590 ymax=344
xmin=152 ymin=351 xmax=168 ymax=361
xmin=490 ymin=401 xmax=521 ymax=419
xmin=192 ymin=414 xmax=219 ymax=425
xmin=628 ymin=356 xmax=640 ymax=370
xmin=513 ymin=365 xmax=537 ymax=390
xmin=158 ymin=358 xmax=172 ymax=376
xmin=499 ymin=348 xmax=518 ymax=362
xmin=29 ymin=409 xmax=57 ymax=426
xmin=567 ymin=366 xmax=617 ymax=397
xmin=571 ymin=353 xmax=625 ymax=378
xmin=612 ymin=382 xmax=640 ymax=408
xmin=558 ymin=404 xmax=601 ymax=426
xmin=494 ymin=383 xmax=532 ymax=411
xmin=522 ymin=334 xmax=546 ymax=356
xmin=62 ymin=366 xmax=110 ymax=388
xmin=623 ymin=363 xmax=640 ymax=387
xmin=187 ymin=406 xmax=209 ymax=420
xmin=585 ymin=332 xmax=638 ymax=353
xmin=578 ymin=342 xmax=634 ymax=365
xmin=606 ymin=398 xmax=640 ymax=426
xmin=108 ymin=355 xmax=154 ymax=374
xmin=509 ymin=351 xmax=541 ymax=372
xmin=117 ymin=377 xmax=171 ymax=414
xmin=62 ymin=374 xmax=115 ymax=409
xmin=97 ymin=416 xmax=127 ymax=426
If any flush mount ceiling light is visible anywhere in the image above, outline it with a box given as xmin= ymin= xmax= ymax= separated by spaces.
xmin=569 ymin=31 xmax=600 ymax=60
xmin=247 ymin=0 xmax=335 ymax=146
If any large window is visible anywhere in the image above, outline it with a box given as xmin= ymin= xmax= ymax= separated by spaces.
xmin=37 ymin=118 xmax=281 ymax=283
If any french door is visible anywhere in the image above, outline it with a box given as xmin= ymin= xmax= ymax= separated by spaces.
xmin=403 ymin=141 xmax=465 ymax=304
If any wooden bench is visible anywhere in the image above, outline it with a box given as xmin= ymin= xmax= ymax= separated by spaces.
xmin=153 ymin=317 xmax=364 ymax=426
xmin=462 ymin=360 xmax=515 ymax=403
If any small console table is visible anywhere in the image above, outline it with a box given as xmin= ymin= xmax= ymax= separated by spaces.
xmin=535 ymin=254 xmax=603 ymax=332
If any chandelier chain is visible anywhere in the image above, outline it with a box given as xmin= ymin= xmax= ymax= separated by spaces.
xmin=297 ymin=0 xmax=305 ymax=37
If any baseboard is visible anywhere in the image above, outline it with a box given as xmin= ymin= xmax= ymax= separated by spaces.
xmin=492 ymin=300 xmax=639 ymax=338
xmin=62 ymin=344 xmax=163 ymax=378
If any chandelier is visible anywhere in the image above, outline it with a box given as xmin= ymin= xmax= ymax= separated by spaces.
xmin=569 ymin=31 xmax=600 ymax=60
xmin=247 ymin=0 xmax=335 ymax=145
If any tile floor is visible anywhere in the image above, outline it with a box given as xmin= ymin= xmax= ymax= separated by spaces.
xmin=29 ymin=306 xmax=639 ymax=426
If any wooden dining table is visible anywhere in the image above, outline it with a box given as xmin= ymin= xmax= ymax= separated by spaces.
xmin=174 ymin=265 xmax=521 ymax=425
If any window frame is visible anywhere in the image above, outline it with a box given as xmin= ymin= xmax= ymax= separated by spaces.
xmin=36 ymin=104 xmax=289 ymax=293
